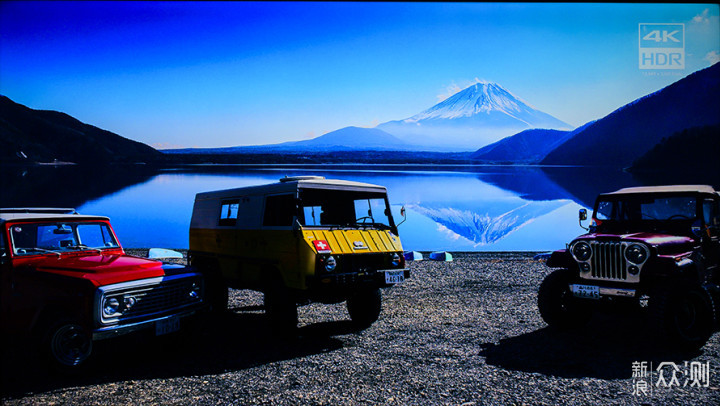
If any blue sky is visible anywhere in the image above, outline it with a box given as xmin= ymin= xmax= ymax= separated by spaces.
xmin=1 ymin=2 xmax=718 ymax=149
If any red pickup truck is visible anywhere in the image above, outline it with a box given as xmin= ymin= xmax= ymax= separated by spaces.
xmin=0 ymin=208 xmax=206 ymax=369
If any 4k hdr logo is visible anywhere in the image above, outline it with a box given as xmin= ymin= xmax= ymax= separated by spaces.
xmin=639 ymin=23 xmax=685 ymax=70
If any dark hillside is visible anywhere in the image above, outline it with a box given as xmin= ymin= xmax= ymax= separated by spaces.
xmin=0 ymin=96 xmax=162 ymax=164
xmin=542 ymin=63 xmax=720 ymax=167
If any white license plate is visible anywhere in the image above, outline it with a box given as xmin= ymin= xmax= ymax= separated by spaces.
xmin=571 ymin=284 xmax=600 ymax=300
xmin=384 ymin=270 xmax=405 ymax=284
xmin=155 ymin=316 xmax=180 ymax=336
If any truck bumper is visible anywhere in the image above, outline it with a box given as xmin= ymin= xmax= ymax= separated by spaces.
xmin=310 ymin=268 xmax=410 ymax=289
xmin=92 ymin=304 xmax=209 ymax=341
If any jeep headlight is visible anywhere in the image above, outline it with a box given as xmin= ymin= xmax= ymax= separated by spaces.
xmin=571 ymin=241 xmax=592 ymax=262
xmin=324 ymin=255 xmax=337 ymax=272
xmin=625 ymin=244 xmax=649 ymax=265
xmin=103 ymin=297 xmax=120 ymax=316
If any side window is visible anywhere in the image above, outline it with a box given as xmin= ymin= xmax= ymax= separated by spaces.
xmin=0 ymin=228 xmax=6 ymax=257
xmin=704 ymin=199 xmax=720 ymax=236
xmin=595 ymin=201 xmax=613 ymax=220
xmin=263 ymin=195 xmax=296 ymax=227
xmin=303 ymin=205 xmax=323 ymax=226
xmin=218 ymin=200 xmax=239 ymax=226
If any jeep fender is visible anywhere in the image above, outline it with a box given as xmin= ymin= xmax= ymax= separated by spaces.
xmin=546 ymin=249 xmax=575 ymax=269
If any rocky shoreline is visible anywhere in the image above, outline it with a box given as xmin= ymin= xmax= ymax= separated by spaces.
xmin=2 ymin=252 xmax=719 ymax=405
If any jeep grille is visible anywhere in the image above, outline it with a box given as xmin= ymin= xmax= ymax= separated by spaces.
xmin=98 ymin=274 xmax=203 ymax=325
xmin=589 ymin=242 xmax=627 ymax=281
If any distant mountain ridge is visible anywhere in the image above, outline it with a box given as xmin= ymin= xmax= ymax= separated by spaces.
xmin=0 ymin=95 xmax=161 ymax=164
xmin=471 ymin=129 xmax=572 ymax=163
xmin=376 ymin=82 xmax=572 ymax=151
xmin=167 ymin=126 xmax=416 ymax=154
xmin=541 ymin=63 xmax=720 ymax=167
xmin=470 ymin=120 xmax=597 ymax=163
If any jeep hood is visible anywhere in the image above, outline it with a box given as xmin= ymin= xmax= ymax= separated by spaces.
xmin=26 ymin=254 xmax=165 ymax=287
xmin=578 ymin=232 xmax=695 ymax=253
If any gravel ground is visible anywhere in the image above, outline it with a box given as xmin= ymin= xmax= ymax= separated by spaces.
xmin=2 ymin=251 xmax=719 ymax=405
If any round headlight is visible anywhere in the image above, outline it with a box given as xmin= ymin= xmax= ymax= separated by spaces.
xmin=103 ymin=297 xmax=120 ymax=316
xmin=189 ymin=283 xmax=201 ymax=300
xmin=325 ymin=255 xmax=337 ymax=272
xmin=123 ymin=296 xmax=137 ymax=309
xmin=625 ymin=244 xmax=648 ymax=265
xmin=391 ymin=253 xmax=400 ymax=267
xmin=571 ymin=241 xmax=592 ymax=262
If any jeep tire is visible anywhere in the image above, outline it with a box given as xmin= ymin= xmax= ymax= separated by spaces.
xmin=537 ymin=268 xmax=591 ymax=329
xmin=347 ymin=287 xmax=382 ymax=329
xmin=649 ymin=283 xmax=714 ymax=350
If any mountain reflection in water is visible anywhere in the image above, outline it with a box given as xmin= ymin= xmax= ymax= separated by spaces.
xmin=1 ymin=164 xmax=715 ymax=251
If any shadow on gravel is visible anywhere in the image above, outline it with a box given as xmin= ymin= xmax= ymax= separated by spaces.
xmin=1 ymin=308 xmax=355 ymax=400
xmin=478 ymin=313 xmax=704 ymax=380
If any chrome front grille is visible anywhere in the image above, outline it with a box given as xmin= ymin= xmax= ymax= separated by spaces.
xmin=589 ymin=242 xmax=627 ymax=281
xmin=98 ymin=273 xmax=203 ymax=325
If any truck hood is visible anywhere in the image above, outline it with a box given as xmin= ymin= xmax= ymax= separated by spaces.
xmin=303 ymin=229 xmax=403 ymax=254
xmin=25 ymin=254 xmax=165 ymax=287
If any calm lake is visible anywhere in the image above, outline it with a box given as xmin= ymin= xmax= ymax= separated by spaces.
xmin=2 ymin=165 xmax=714 ymax=251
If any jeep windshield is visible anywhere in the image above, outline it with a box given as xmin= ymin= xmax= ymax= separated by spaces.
xmin=298 ymin=189 xmax=396 ymax=232
xmin=593 ymin=194 xmax=698 ymax=234
xmin=10 ymin=221 xmax=119 ymax=256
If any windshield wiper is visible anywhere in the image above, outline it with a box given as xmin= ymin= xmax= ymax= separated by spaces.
xmin=66 ymin=244 xmax=103 ymax=254
xmin=348 ymin=222 xmax=390 ymax=230
xmin=20 ymin=247 xmax=61 ymax=256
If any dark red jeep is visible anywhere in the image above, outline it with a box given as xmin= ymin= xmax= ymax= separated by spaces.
xmin=0 ymin=208 xmax=206 ymax=369
xmin=538 ymin=185 xmax=720 ymax=349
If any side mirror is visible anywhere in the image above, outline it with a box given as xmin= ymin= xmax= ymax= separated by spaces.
xmin=578 ymin=209 xmax=588 ymax=231
xmin=397 ymin=206 xmax=407 ymax=227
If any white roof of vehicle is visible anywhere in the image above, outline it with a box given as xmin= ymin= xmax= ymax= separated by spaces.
xmin=606 ymin=185 xmax=716 ymax=195
xmin=0 ymin=208 xmax=108 ymax=223
xmin=195 ymin=177 xmax=387 ymax=200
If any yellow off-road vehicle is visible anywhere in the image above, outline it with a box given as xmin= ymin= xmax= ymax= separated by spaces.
xmin=188 ymin=176 xmax=408 ymax=331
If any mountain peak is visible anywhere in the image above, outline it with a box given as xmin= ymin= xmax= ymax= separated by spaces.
xmin=405 ymin=82 xmax=534 ymax=122
xmin=375 ymin=79 xmax=572 ymax=151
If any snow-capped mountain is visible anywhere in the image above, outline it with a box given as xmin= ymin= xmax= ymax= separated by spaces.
xmin=377 ymin=82 xmax=572 ymax=151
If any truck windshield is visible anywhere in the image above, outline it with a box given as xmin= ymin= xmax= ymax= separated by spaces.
xmin=10 ymin=222 xmax=119 ymax=256
xmin=299 ymin=189 xmax=395 ymax=231
xmin=595 ymin=195 xmax=697 ymax=223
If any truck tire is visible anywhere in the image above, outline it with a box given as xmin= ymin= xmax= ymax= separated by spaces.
xmin=43 ymin=319 xmax=93 ymax=371
xmin=347 ymin=287 xmax=382 ymax=329
xmin=537 ymin=268 xmax=590 ymax=329
xmin=208 ymin=277 xmax=229 ymax=316
xmin=193 ymin=258 xmax=228 ymax=315
xmin=649 ymin=283 xmax=714 ymax=350
xmin=264 ymin=285 xmax=298 ymax=336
